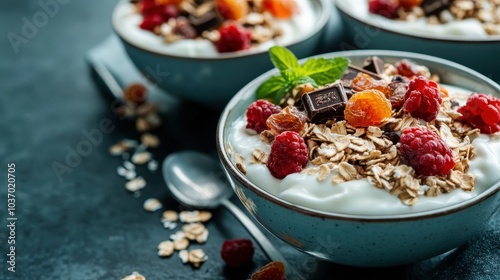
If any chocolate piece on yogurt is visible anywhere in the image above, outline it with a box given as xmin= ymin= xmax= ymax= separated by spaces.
xmin=189 ymin=4 xmax=223 ymax=35
xmin=342 ymin=65 xmax=382 ymax=98
xmin=301 ymin=82 xmax=348 ymax=123
xmin=363 ymin=56 xmax=386 ymax=75
xmin=421 ymin=0 xmax=452 ymax=16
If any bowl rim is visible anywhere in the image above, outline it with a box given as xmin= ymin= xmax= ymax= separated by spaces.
xmin=217 ymin=49 xmax=500 ymax=222
xmin=111 ymin=0 xmax=331 ymax=60
xmin=334 ymin=0 xmax=500 ymax=43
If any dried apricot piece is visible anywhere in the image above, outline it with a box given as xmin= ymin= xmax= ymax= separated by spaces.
xmin=252 ymin=261 xmax=286 ymax=280
xmin=344 ymin=89 xmax=392 ymax=127
xmin=351 ymin=73 xmax=391 ymax=97
xmin=263 ymin=0 xmax=297 ymax=19
xmin=216 ymin=0 xmax=249 ymax=20
xmin=399 ymin=0 xmax=423 ymax=8
xmin=266 ymin=106 xmax=307 ymax=134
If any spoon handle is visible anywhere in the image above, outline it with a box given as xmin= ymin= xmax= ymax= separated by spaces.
xmin=221 ymin=199 xmax=304 ymax=280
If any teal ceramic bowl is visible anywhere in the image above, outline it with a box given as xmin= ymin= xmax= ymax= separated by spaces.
xmin=335 ymin=0 xmax=500 ymax=83
xmin=216 ymin=50 xmax=500 ymax=267
xmin=112 ymin=0 xmax=332 ymax=108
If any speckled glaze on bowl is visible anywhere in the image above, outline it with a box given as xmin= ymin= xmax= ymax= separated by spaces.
xmin=334 ymin=0 xmax=500 ymax=83
xmin=112 ymin=0 xmax=332 ymax=108
xmin=217 ymin=50 xmax=500 ymax=267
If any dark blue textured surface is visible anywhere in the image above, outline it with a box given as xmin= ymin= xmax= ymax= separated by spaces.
xmin=0 ymin=1 xmax=498 ymax=279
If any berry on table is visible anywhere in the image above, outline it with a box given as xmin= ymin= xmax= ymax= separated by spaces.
xmin=399 ymin=126 xmax=455 ymax=176
xmin=457 ymin=93 xmax=500 ymax=134
xmin=124 ymin=83 xmax=148 ymax=105
xmin=216 ymin=22 xmax=252 ymax=53
xmin=220 ymin=238 xmax=254 ymax=268
xmin=246 ymin=99 xmax=282 ymax=133
xmin=403 ymin=76 xmax=442 ymax=122
xmin=251 ymin=261 xmax=286 ymax=280
xmin=344 ymin=89 xmax=393 ymax=128
xmin=368 ymin=0 xmax=400 ymax=19
xmin=267 ymin=131 xmax=308 ymax=179
xmin=263 ymin=0 xmax=298 ymax=19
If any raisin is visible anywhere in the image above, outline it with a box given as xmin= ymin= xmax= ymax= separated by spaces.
xmin=388 ymin=79 xmax=408 ymax=110
xmin=266 ymin=106 xmax=307 ymax=134
xmin=344 ymin=89 xmax=392 ymax=128
xmin=351 ymin=73 xmax=391 ymax=97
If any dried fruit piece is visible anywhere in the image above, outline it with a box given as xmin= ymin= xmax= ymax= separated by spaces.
xmin=457 ymin=93 xmax=500 ymax=134
xmin=220 ymin=238 xmax=254 ymax=268
xmin=399 ymin=0 xmax=422 ymax=8
xmin=216 ymin=0 xmax=249 ymax=20
xmin=399 ymin=126 xmax=455 ymax=176
xmin=351 ymin=73 xmax=391 ymax=97
xmin=368 ymin=0 xmax=400 ymax=19
xmin=388 ymin=76 xmax=408 ymax=109
xmin=403 ymin=76 xmax=442 ymax=122
xmin=267 ymin=131 xmax=308 ymax=179
xmin=252 ymin=262 xmax=286 ymax=280
xmin=344 ymin=89 xmax=392 ymax=128
xmin=216 ymin=23 xmax=252 ymax=53
xmin=124 ymin=83 xmax=148 ymax=105
xmin=395 ymin=59 xmax=420 ymax=78
xmin=266 ymin=106 xmax=308 ymax=134
xmin=263 ymin=0 xmax=297 ymax=19
xmin=246 ymin=99 xmax=282 ymax=133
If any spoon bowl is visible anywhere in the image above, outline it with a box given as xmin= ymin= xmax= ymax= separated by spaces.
xmin=163 ymin=151 xmax=232 ymax=209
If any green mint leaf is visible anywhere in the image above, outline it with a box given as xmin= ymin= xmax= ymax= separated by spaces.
xmin=273 ymin=82 xmax=295 ymax=104
xmin=269 ymin=46 xmax=300 ymax=72
xmin=296 ymin=76 xmax=318 ymax=88
xmin=256 ymin=75 xmax=286 ymax=100
xmin=302 ymin=57 xmax=350 ymax=86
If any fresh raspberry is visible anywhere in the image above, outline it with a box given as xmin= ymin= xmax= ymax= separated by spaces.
xmin=216 ymin=23 xmax=252 ymax=53
xmin=252 ymin=262 xmax=286 ymax=280
xmin=140 ymin=0 xmax=162 ymax=16
xmin=220 ymin=238 xmax=254 ymax=268
xmin=368 ymin=0 xmax=400 ymax=19
xmin=403 ymin=76 xmax=442 ymax=122
xmin=457 ymin=93 xmax=500 ymax=134
xmin=399 ymin=127 xmax=455 ymax=176
xmin=395 ymin=59 xmax=420 ymax=78
xmin=267 ymin=131 xmax=308 ymax=179
xmin=140 ymin=13 xmax=163 ymax=31
xmin=162 ymin=4 xmax=179 ymax=21
xmin=246 ymin=100 xmax=282 ymax=133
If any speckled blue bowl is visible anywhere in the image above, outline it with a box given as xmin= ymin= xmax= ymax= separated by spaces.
xmin=112 ymin=0 xmax=334 ymax=108
xmin=335 ymin=0 xmax=500 ymax=83
xmin=216 ymin=50 xmax=500 ymax=267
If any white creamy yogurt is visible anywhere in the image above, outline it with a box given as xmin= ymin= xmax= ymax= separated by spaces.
xmin=114 ymin=0 xmax=318 ymax=57
xmin=228 ymin=85 xmax=500 ymax=215
xmin=337 ymin=0 xmax=490 ymax=39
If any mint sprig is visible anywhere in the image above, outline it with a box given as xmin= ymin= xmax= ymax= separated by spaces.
xmin=256 ymin=46 xmax=350 ymax=104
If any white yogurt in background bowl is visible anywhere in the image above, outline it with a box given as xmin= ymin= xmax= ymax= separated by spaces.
xmin=112 ymin=0 xmax=333 ymax=108
xmin=335 ymin=0 xmax=500 ymax=83
xmin=217 ymin=50 xmax=500 ymax=266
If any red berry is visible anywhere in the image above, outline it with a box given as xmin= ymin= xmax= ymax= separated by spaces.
xmin=399 ymin=127 xmax=455 ymax=176
xmin=246 ymin=100 xmax=282 ymax=133
xmin=395 ymin=59 xmax=420 ymax=78
xmin=140 ymin=13 xmax=163 ymax=31
xmin=140 ymin=1 xmax=162 ymax=15
xmin=216 ymin=23 xmax=252 ymax=53
xmin=403 ymin=76 xmax=442 ymax=122
xmin=267 ymin=131 xmax=308 ymax=179
xmin=221 ymin=238 xmax=254 ymax=268
xmin=252 ymin=262 xmax=286 ymax=280
xmin=457 ymin=93 xmax=500 ymax=134
xmin=368 ymin=0 xmax=400 ymax=19
xmin=162 ymin=4 xmax=179 ymax=21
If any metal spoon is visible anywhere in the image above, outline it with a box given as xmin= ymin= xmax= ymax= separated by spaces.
xmin=162 ymin=151 xmax=303 ymax=279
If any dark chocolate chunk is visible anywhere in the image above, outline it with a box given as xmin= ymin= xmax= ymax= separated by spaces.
xmin=301 ymin=82 xmax=348 ymax=124
xmin=363 ymin=56 xmax=385 ymax=75
xmin=421 ymin=0 xmax=452 ymax=16
xmin=189 ymin=7 xmax=223 ymax=35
